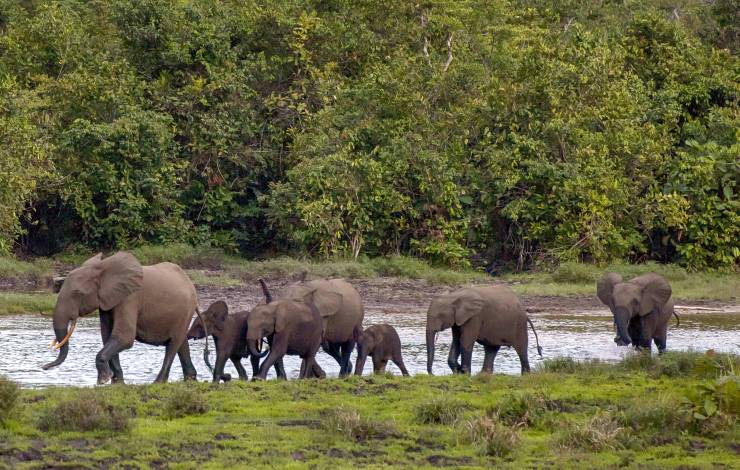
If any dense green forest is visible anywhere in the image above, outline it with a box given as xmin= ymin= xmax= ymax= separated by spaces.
xmin=0 ymin=0 xmax=737 ymax=270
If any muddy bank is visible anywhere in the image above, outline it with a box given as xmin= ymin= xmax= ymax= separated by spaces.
xmin=197 ymin=277 xmax=740 ymax=316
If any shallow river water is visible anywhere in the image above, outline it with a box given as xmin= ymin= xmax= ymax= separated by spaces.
xmin=1 ymin=307 xmax=738 ymax=387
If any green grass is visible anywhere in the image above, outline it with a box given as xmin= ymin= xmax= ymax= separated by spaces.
xmin=0 ymin=293 xmax=55 ymax=315
xmin=0 ymin=256 xmax=53 ymax=285
xmin=1 ymin=352 xmax=737 ymax=468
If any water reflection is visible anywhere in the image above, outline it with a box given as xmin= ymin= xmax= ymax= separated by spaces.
xmin=1 ymin=308 xmax=738 ymax=388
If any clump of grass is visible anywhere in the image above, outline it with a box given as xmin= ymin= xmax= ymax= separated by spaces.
xmin=414 ymin=397 xmax=469 ymax=425
xmin=536 ymin=357 xmax=608 ymax=375
xmin=0 ymin=375 xmax=19 ymax=425
xmin=187 ymin=270 xmax=242 ymax=287
xmin=37 ymin=390 xmax=130 ymax=432
xmin=322 ymin=406 xmax=398 ymax=441
xmin=619 ymin=395 xmax=689 ymax=433
xmin=620 ymin=351 xmax=740 ymax=379
xmin=554 ymin=413 xmax=624 ymax=451
xmin=462 ymin=416 xmax=519 ymax=457
xmin=0 ymin=256 xmax=53 ymax=284
xmin=549 ymin=262 xmax=602 ymax=284
xmin=163 ymin=387 xmax=209 ymax=419
xmin=0 ymin=293 xmax=56 ymax=315
xmin=491 ymin=392 xmax=560 ymax=427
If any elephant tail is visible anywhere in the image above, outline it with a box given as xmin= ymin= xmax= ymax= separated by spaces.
xmin=673 ymin=310 xmax=680 ymax=327
xmin=194 ymin=307 xmax=213 ymax=373
xmin=527 ymin=317 xmax=543 ymax=357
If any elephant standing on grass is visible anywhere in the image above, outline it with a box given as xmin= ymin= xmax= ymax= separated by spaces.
xmin=426 ymin=285 xmax=542 ymax=375
xmin=354 ymin=324 xmax=409 ymax=376
xmin=597 ymin=272 xmax=679 ymax=353
xmin=259 ymin=277 xmax=364 ymax=377
xmin=43 ymin=252 xmax=207 ymax=384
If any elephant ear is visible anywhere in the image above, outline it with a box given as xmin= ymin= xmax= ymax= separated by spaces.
xmin=274 ymin=303 xmax=290 ymax=334
xmin=597 ymin=272 xmax=622 ymax=307
xmin=636 ymin=274 xmax=671 ymax=316
xmin=303 ymin=289 xmax=342 ymax=318
xmin=98 ymin=252 xmax=144 ymax=310
xmin=452 ymin=290 xmax=484 ymax=326
xmin=82 ymin=253 xmax=104 ymax=266
xmin=206 ymin=300 xmax=229 ymax=331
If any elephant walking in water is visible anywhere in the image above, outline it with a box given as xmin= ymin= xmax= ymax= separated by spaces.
xmin=426 ymin=285 xmax=542 ymax=375
xmin=259 ymin=277 xmax=364 ymax=377
xmin=43 ymin=252 xmax=207 ymax=384
xmin=597 ymin=272 xmax=679 ymax=353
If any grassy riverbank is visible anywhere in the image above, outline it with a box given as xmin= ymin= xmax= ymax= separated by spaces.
xmin=1 ymin=352 xmax=738 ymax=468
xmin=0 ymin=247 xmax=737 ymax=316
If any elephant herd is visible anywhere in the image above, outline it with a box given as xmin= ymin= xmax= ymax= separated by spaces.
xmin=41 ymin=252 xmax=679 ymax=384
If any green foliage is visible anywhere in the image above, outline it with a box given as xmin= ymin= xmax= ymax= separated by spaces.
xmin=461 ymin=416 xmax=519 ymax=457
xmin=37 ymin=390 xmax=130 ymax=433
xmin=322 ymin=406 xmax=399 ymax=441
xmin=0 ymin=293 xmax=56 ymax=316
xmin=554 ymin=413 xmax=625 ymax=452
xmin=0 ymin=375 xmax=19 ymax=425
xmin=0 ymin=0 xmax=736 ymax=270
xmin=489 ymin=391 xmax=560 ymax=427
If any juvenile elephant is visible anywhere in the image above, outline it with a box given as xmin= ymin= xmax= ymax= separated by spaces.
xmin=43 ymin=252 xmax=206 ymax=384
xmin=186 ymin=300 xmax=274 ymax=383
xmin=246 ymin=289 xmax=333 ymax=380
xmin=426 ymin=285 xmax=542 ymax=375
xmin=354 ymin=324 xmax=409 ymax=376
xmin=260 ymin=277 xmax=363 ymax=377
xmin=597 ymin=272 xmax=679 ymax=353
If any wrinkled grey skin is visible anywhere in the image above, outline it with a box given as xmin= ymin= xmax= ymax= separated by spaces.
xmin=597 ymin=272 xmax=678 ymax=353
xmin=260 ymin=277 xmax=363 ymax=377
xmin=426 ymin=285 xmax=542 ymax=375
xmin=246 ymin=290 xmax=329 ymax=380
xmin=43 ymin=252 xmax=204 ymax=384
xmin=187 ymin=300 xmax=273 ymax=383
xmin=354 ymin=324 xmax=409 ymax=376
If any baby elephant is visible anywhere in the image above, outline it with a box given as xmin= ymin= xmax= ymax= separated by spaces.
xmin=187 ymin=300 xmax=271 ymax=383
xmin=354 ymin=324 xmax=409 ymax=376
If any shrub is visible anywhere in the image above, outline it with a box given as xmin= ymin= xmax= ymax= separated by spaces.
xmin=462 ymin=416 xmax=519 ymax=457
xmin=554 ymin=413 xmax=624 ymax=451
xmin=620 ymin=395 xmax=689 ymax=433
xmin=37 ymin=390 xmax=130 ymax=432
xmin=163 ymin=387 xmax=209 ymax=419
xmin=0 ymin=375 xmax=19 ymax=425
xmin=322 ymin=406 xmax=398 ymax=441
xmin=414 ymin=398 xmax=470 ymax=425
xmin=537 ymin=357 xmax=608 ymax=375
xmin=491 ymin=392 xmax=560 ymax=427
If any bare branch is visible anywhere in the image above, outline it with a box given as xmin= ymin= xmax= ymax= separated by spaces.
xmin=443 ymin=32 xmax=454 ymax=72
xmin=563 ymin=17 xmax=574 ymax=32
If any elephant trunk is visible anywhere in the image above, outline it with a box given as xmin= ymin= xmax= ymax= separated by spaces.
xmin=613 ymin=307 xmax=632 ymax=346
xmin=426 ymin=327 xmax=436 ymax=375
xmin=247 ymin=337 xmax=261 ymax=357
xmin=42 ymin=327 xmax=70 ymax=370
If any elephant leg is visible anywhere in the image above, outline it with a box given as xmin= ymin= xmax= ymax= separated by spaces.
xmin=154 ymin=339 xmax=182 ymax=383
xmin=99 ymin=310 xmax=124 ymax=383
xmin=274 ymin=357 xmax=287 ymax=380
xmin=447 ymin=326 xmax=462 ymax=373
xmin=458 ymin=325 xmax=478 ymax=375
xmin=232 ymin=356 xmax=249 ymax=380
xmin=338 ymin=340 xmax=355 ymax=377
xmin=95 ymin=337 xmax=130 ymax=385
xmin=372 ymin=356 xmax=387 ymax=375
xmin=249 ymin=353 xmax=261 ymax=377
xmin=481 ymin=345 xmax=501 ymax=374
xmin=176 ymin=340 xmax=198 ymax=381
xmin=515 ymin=345 xmax=530 ymax=374
xmin=393 ymin=354 xmax=409 ymax=377
xmin=212 ymin=352 xmax=229 ymax=383
xmin=653 ymin=336 xmax=667 ymax=354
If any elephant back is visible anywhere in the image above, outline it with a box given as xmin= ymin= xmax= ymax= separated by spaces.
xmin=287 ymin=278 xmax=364 ymax=343
xmin=470 ymin=285 xmax=527 ymax=345
xmin=137 ymin=263 xmax=199 ymax=343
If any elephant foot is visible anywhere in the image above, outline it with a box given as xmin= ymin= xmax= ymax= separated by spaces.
xmin=111 ymin=376 xmax=125 ymax=385
xmin=222 ymin=373 xmax=232 ymax=382
xmin=97 ymin=369 xmax=113 ymax=385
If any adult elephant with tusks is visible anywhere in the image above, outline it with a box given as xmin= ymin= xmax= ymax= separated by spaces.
xmin=597 ymin=272 xmax=679 ymax=353
xmin=43 ymin=252 xmax=209 ymax=384
xmin=426 ymin=285 xmax=542 ymax=375
xmin=259 ymin=276 xmax=363 ymax=377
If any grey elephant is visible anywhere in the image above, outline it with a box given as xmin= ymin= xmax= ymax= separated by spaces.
xmin=247 ymin=289 xmax=333 ymax=380
xmin=354 ymin=324 xmax=409 ymax=376
xmin=43 ymin=252 xmax=207 ymax=384
xmin=426 ymin=285 xmax=542 ymax=375
xmin=597 ymin=272 xmax=679 ymax=353
xmin=259 ymin=277 xmax=363 ymax=377
xmin=186 ymin=300 xmax=273 ymax=383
